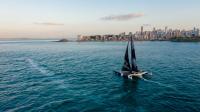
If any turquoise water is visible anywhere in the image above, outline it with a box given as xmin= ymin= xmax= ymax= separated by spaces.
xmin=0 ymin=40 xmax=200 ymax=112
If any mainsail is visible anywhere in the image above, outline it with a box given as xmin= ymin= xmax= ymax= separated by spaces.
xmin=130 ymin=36 xmax=138 ymax=72
xmin=121 ymin=36 xmax=138 ymax=72
xmin=121 ymin=41 xmax=131 ymax=71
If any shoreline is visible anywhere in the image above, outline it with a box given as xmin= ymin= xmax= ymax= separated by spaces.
xmin=76 ymin=40 xmax=200 ymax=42
xmin=1 ymin=39 xmax=200 ymax=43
xmin=77 ymin=37 xmax=200 ymax=42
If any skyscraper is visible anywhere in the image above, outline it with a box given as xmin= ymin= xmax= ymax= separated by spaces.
xmin=197 ymin=28 xmax=200 ymax=36
xmin=141 ymin=26 xmax=144 ymax=34
xmin=165 ymin=26 xmax=168 ymax=33
xmin=141 ymin=26 xmax=144 ymax=39
xmin=153 ymin=27 xmax=156 ymax=32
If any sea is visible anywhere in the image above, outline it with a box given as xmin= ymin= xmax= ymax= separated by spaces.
xmin=0 ymin=40 xmax=200 ymax=112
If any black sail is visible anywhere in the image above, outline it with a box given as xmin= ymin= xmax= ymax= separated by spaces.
xmin=130 ymin=36 xmax=139 ymax=72
xmin=121 ymin=42 xmax=131 ymax=71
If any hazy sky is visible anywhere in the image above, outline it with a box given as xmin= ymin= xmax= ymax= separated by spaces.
xmin=0 ymin=0 xmax=200 ymax=38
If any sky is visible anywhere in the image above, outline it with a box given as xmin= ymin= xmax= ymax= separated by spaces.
xmin=0 ymin=0 xmax=200 ymax=38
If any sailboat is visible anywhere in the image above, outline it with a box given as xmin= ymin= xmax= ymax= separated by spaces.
xmin=114 ymin=35 xmax=148 ymax=80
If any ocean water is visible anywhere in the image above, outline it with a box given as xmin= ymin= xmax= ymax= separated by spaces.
xmin=0 ymin=40 xmax=200 ymax=112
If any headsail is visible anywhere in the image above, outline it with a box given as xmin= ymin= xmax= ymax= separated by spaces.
xmin=121 ymin=41 xmax=131 ymax=71
xmin=130 ymin=35 xmax=139 ymax=72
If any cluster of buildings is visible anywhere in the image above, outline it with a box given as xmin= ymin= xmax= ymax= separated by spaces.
xmin=135 ymin=26 xmax=200 ymax=40
xmin=77 ymin=27 xmax=200 ymax=41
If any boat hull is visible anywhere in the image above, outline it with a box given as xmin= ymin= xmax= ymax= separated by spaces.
xmin=114 ymin=71 xmax=149 ymax=80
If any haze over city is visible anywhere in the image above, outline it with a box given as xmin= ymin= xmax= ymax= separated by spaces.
xmin=0 ymin=0 xmax=200 ymax=39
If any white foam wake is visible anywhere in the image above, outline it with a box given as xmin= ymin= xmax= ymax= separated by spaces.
xmin=141 ymin=77 xmax=174 ymax=89
xmin=26 ymin=58 xmax=54 ymax=76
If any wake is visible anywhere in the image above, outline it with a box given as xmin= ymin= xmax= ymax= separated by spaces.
xmin=141 ymin=75 xmax=174 ymax=89
xmin=26 ymin=58 xmax=54 ymax=76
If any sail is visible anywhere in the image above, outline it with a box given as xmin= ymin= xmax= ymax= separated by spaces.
xmin=130 ymin=36 xmax=139 ymax=72
xmin=121 ymin=42 xmax=131 ymax=71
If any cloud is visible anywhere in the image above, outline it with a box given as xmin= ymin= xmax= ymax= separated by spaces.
xmin=34 ymin=22 xmax=64 ymax=26
xmin=101 ymin=13 xmax=144 ymax=21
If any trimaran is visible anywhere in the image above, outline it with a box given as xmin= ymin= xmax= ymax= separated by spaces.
xmin=114 ymin=35 xmax=149 ymax=80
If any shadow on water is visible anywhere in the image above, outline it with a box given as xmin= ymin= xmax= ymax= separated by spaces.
xmin=118 ymin=78 xmax=140 ymax=111
xmin=121 ymin=78 xmax=139 ymax=93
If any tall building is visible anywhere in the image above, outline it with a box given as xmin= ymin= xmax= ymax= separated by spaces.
xmin=141 ymin=26 xmax=144 ymax=35
xmin=153 ymin=27 xmax=156 ymax=32
xmin=192 ymin=27 xmax=199 ymax=37
xmin=129 ymin=32 xmax=133 ymax=36
xmin=197 ymin=28 xmax=200 ymax=36
xmin=140 ymin=26 xmax=144 ymax=39
xmin=165 ymin=26 xmax=168 ymax=33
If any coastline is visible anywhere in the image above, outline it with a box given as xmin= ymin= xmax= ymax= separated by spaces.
xmin=1 ymin=38 xmax=200 ymax=43
xmin=76 ymin=39 xmax=200 ymax=42
xmin=169 ymin=37 xmax=200 ymax=42
xmin=77 ymin=37 xmax=200 ymax=42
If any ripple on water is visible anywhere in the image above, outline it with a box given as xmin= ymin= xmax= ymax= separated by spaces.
xmin=1 ymin=41 xmax=200 ymax=112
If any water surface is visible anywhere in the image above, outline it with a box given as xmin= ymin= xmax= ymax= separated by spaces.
xmin=0 ymin=40 xmax=200 ymax=112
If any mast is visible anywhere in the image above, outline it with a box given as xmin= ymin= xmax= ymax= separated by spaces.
xmin=130 ymin=34 xmax=133 ymax=71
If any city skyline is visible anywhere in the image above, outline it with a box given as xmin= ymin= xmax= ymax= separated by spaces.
xmin=78 ymin=26 xmax=200 ymax=41
xmin=0 ymin=0 xmax=200 ymax=38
